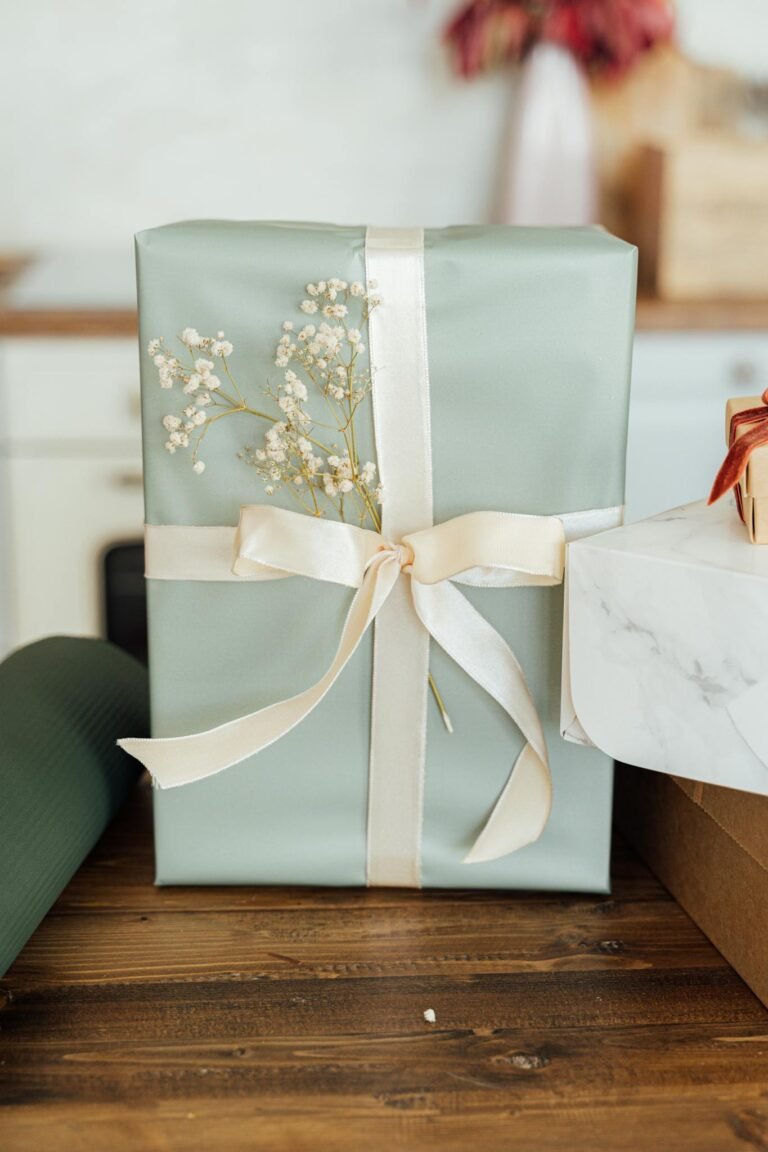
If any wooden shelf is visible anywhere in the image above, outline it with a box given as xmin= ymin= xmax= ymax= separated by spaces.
xmin=0 ymin=298 xmax=767 ymax=339
xmin=0 ymin=308 xmax=138 ymax=338
xmin=636 ymin=294 xmax=768 ymax=332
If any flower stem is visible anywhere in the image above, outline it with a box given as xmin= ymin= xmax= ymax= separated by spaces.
xmin=428 ymin=673 xmax=454 ymax=734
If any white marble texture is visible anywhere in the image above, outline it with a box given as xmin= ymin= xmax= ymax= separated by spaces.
xmin=564 ymin=498 xmax=768 ymax=795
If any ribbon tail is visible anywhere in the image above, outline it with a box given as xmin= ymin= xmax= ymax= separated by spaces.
xmin=463 ymin=742 xmax=552 ymax=863
xmin=118 ymin=554 xmax=400 ymax=789
xmin=709 ymin=417 xmax=768 ymax=505
xmin=410 ymin=580 xmax=552 ymax=863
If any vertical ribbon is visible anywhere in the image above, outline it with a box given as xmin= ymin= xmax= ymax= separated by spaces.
xmin=365 ymin=227 xmax=433 ymax=888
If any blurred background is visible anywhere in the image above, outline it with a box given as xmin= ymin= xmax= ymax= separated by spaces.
xmin=0 ymin=0 xmax=767 ymax=661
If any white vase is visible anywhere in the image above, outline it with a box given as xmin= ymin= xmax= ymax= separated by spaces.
xmin=501 ymin=42 xmax=597 ymax=226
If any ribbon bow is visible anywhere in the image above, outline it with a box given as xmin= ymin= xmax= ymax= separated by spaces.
xmin=119 ymin=505 xmax=565 ymax=863
xmin=709 ymin=388 xmax=768 ymax=512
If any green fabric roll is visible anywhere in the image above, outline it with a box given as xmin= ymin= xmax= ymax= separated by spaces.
xmin=0 ymin=637 xmax=149 ymax=976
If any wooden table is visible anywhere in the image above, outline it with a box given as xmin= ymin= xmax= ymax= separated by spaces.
xmin=2 ymin=781 xmax=768 ymax=1151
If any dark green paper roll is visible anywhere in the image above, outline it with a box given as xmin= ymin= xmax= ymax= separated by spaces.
xmin=0 ymin=637 xmax=149 ymax=976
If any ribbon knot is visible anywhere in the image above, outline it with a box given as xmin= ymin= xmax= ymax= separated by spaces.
xmin=119 ymin=505 xmax=567 ymax=864
xmin=379 ymin=541 xmax=414 ymax=571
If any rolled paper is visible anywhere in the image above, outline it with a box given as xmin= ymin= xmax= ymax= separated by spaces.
xmin=0 ymin=637 xmax=148 ymax=977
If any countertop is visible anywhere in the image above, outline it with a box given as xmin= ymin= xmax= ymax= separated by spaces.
xmin=2 ymin=778 xmax=768 ymax=1152
xmin=1 ymin=253 xmax=768 ymax=337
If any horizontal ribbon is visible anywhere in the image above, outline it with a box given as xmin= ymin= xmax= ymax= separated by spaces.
xmin=120 ymin=504 xmax=570 ymax=863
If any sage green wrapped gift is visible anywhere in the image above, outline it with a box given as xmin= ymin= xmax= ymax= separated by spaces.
xmin=129 ymin=221 xmax=636 ymax=890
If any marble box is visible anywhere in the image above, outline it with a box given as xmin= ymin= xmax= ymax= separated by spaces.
xmin=562 ymin=498 xmax=768 ymax=796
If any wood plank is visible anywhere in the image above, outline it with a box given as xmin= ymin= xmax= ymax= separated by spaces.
xmin=4 ymin=1094 xmax=768 ymax=1152
xmin=3 ymin=967 xmax=764 ymax=1048
xmin=3 ymin=1021 xmax=768 ymax=1107
xmin=6 ymin=903 xmax=720 ymax=987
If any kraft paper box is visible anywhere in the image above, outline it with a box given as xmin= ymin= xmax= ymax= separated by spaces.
xmin=563 ymin=499 xmax=768 ymax=797
xmin=132 ymin=221 xmax=637 ymax=889
xmin=615 ymin=764 xmax=768 ymax=1009
xmin=725 ymin=395 xmax=768 ymax=544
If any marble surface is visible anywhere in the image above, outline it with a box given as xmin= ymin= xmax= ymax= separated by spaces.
xmin=563 ymin=498 xmax=768 ymax=795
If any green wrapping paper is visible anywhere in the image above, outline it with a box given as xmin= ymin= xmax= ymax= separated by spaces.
xmin=0 ymin=638 xmax=148 ymax=976
xmin=137 ymin=222 xmax=637 ymax=890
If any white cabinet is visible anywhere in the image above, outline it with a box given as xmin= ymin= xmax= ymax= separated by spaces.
xmin=3 ymin=339 xmax=142 ymax=443
xmin=626 ymin=332 xmax=768 ymax=523
xmin=0 ymin=338 xmax=143 ymax=654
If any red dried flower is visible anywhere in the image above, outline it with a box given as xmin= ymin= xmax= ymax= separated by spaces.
xmin=443 ymin=0 xmax=536 ymax=79
xmin=444 ymin=0 xmax=674 ymax=79
xmin=543 ymin=0 xmax=675 ymax=77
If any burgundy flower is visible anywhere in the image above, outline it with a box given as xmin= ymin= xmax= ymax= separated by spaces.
xmin=444 ymin=0 xmax=674 ymax=79
xmin=543 ymin=0 xmax=675 ymax=77
xmin=443 ymin=0 xmax=536 ymax=79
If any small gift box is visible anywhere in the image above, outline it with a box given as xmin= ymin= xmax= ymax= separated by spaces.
xmin=562 ymin=499 xmax=768 ymax=797
xmin=710 ymin=394 xmax=768 ymax=544
xmin=616 ymin=764 xmax=768 ymax=1009
xmin=121 ymin=221 xmax=636 ymax=890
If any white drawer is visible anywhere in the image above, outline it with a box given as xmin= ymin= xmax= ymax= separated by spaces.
xmin=7 ymin=454 xmax=144 ymax=647
xmin=1 ymin=338 xmax=141 ymax=443
xmin=631 ymin=332 xmax=768 ymax=403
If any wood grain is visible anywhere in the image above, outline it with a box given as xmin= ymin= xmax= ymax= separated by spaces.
xmin=0 ymin=309 xmax=138 ymax=338
xmin=1 ymin=780 xmax=768 ymax=1151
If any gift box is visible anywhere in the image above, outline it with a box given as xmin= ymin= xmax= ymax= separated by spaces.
xmin=721 ymin=395 xmax=768 ymax=544
xmin=562 ymin=499 xmax=768 ymax=797
xmin=615 ymin=764 xmax=768 ymax=1009
xmin=123 ymin=222 xmax=636 ymax=889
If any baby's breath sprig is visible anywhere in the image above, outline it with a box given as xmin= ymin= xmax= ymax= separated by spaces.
xmin=149 ymin=328 xmax=274 ymax=476
xmin=148 ymin=277 xmax=453 ymax=732
xmin=252 ymin=276 xmax=383 ymax=526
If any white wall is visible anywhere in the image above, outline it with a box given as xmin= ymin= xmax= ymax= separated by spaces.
xmin=0 ymin=0 xmax=510 ymax=248
xmin=1 ymin=0 xmax=764 ymax=250
xmin=676 ymin=0 xmax=768 ymax=80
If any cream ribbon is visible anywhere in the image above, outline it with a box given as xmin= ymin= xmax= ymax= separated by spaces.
xmin=365 ymin=227 xmax=434 ymax=887
xmin=119 ymin=504 xmax=568 ymax=864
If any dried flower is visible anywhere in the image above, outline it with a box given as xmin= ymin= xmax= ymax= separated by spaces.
xmin=148 ymin=276 xmax=383 ymax=527
xmin=444 ymin=0 xmax=674 ymax=79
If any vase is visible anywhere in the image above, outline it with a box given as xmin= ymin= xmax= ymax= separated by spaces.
xmin=501 ymin=42 xmax=597 ymax=226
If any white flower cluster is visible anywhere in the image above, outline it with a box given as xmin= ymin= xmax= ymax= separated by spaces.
xmin=152 ymin=276 xmax=383 ymax=527
xmin=147 ymin=331 xmax=235 ymax=473
xmin=241 ymin=276 xmax=382 ymax=520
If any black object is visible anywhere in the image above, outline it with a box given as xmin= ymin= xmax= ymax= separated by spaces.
xmin=103 ymin=541 xmax=148 ymax=664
